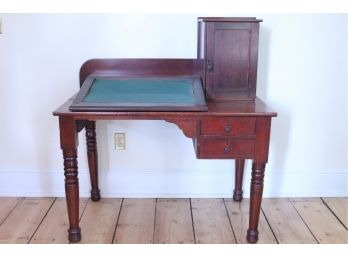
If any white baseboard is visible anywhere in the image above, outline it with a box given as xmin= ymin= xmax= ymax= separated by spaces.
xmin=0 ymin=169 xmax=346 ymax=198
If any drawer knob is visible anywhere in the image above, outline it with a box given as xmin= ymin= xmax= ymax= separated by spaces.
xmin=224 ymin=125 xmax=232 ymax=133
xmin=224 ymin=147 xmax=231 ymax=153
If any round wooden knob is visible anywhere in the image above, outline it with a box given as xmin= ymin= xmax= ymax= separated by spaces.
xmin=224 ymin=125 xmax=231 ymax=133
xmin=224 ymin=147 xmax=231 ymax=153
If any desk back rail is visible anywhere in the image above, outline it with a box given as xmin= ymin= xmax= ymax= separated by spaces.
xmin=79 ymin=59 xmax=204 ymax=87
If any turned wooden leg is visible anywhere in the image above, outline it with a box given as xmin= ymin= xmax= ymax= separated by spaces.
xmin=247 ymin=162 xmax=265 ymax=243
xmin=233 ymin=159 xmax=245 ymax=201
xmin=85 ymin=121 xmax=101 ymax=201
xmin=59 ymin=117 xmax=81 ymax=243
xmin=63 ymin=149 xmax=81 ymax=242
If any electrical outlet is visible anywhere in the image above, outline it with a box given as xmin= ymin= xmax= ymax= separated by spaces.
xmin=114 ymin=133 xmax=126 ymax=150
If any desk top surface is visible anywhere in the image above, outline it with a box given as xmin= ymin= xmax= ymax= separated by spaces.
xmin=54 ymin=96 xmax=277 ymax=119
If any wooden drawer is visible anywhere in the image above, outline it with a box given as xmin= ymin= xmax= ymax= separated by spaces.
xmin=196 ymin=137 xmax=254 ymax=159
xmin=200 ymin=117 xmax=256 ymax=136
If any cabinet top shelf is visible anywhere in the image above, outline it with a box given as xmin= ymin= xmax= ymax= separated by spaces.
xmin=198 ymin=17 xmax=262 ymax=22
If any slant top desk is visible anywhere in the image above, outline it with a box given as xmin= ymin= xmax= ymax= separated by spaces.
xmin=53 ymin=17 xmax=277 ymax=244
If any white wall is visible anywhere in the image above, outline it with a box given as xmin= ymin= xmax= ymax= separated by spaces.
xmin=0 ymin=14 xmax=347 ymax=197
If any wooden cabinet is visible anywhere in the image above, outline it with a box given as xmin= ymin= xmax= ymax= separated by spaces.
xmin=198 ymin=17 xmax=262 ymax=101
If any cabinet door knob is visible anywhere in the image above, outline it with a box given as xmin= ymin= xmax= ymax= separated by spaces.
xmin=206 ymin=60 xmax=214 ymax=71
xmin=224 ymin=125 xmax=231 ymax=133
xmin=224 ymin=147 xmax=231 ymax=153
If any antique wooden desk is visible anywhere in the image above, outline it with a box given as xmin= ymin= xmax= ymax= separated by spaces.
xmin=53 ymin=17 xmax=277 ymax=243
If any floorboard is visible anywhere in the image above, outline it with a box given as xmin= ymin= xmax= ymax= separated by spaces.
xmin=191 ymin=198 xmax=236 ymax=244
xmin=79 ymin=198 xmax=122 ymax=244
xmin=0 ymin=198 xmax=20 ymax=225
xmin=113 ymin=198 xmax=156 ymax=244
xmin=0 ymin=198 xmax=54 ymax=243
xmin=291 ymin=198 xmax=348 ymax=243
xmin=224 ymin=198 xmax=277 ymax=244
xmin=154 ymin=199 xmax=194 ymax=244
xmin=322 ymin=197 xmax=348 ymax=229
xmin=262 ymin=198 xmax=317 ymax=243
xmin=30 ymin=198 xmax=88 ymax=244
xmin=0 ymin=197 xmax=346 ymax=244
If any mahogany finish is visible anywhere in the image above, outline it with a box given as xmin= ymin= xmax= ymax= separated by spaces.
xmin=200 ymin=117 xmax=256 ymax=136
xmin=196 ymin=137 xmax=255 ymax=159
xmin=79 ymin=59 xmax=204 ymax=87
xmin=247 ymin=162 xmax=266 ymax=243
xmin=54 ymin=95 xmax=276 ymax=243
xmin=53 ymin=17 xmax=276 ymax=244
xmin=85 ymin=121 xmax=101 ymax=201
xmin=198 ymin=17 xmax=261 ymax=101
xmin=233 ymin=159 xmax=245 ymax=201
xmin=59 ymin=117 xmax=81 ymax=242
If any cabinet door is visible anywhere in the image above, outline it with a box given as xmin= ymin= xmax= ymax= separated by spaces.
xmin=205 ymin=22 xmax=259 ymax=101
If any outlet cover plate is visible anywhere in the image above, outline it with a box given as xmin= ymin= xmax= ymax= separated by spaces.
xmin=114 ymin=133 xmax=126 ymax=150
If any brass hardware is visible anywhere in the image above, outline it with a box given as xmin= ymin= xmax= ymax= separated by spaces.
xmin=224 ymin=125 xmax=231 ymax=133
xmin=206 ymin=59 xmax=213 ymax=71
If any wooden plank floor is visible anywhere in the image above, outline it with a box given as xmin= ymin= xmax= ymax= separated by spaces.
xmin=0 ymin=197 xmax=346 ymax=244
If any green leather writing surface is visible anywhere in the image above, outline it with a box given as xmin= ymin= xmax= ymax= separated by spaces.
xmin=83 ymin=78 xmax=196 ymax=104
